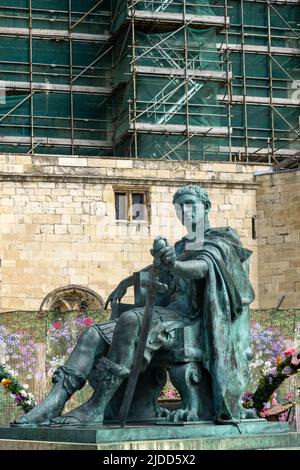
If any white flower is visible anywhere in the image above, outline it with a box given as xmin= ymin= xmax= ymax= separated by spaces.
xmin=20 ymin=390 xmax=28 ymax=398
xmin=22 ymin=384 xmax=29 ymax=389
xmin=10 ymin=393 xmax=16 ymax=399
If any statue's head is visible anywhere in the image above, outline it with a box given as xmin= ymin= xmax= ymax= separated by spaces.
xmin=173 ymin=185 xmax=211 ymax=232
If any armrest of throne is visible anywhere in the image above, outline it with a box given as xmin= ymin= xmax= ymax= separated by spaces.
xmin=110 ymin=270 xmax=150 ymax=320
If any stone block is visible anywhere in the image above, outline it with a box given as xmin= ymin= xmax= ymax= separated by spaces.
xmin=116 ymin=159 xmax=133 ymax=169
xmin=58 ymin=157 xmax=87 ymax=167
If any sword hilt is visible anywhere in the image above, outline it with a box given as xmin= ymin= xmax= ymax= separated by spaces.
xmin=141 ymin=278 xmax=168 ymax=294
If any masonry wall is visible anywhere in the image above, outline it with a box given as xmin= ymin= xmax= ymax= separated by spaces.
xmin=0 ymin=154 xmax=268 ymax=312
xmin=256 ymin=170 xmax=300 ymax=309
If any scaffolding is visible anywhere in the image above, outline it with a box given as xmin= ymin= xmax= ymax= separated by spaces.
xmin=112 ymin=0 xmax=231 ymax=160
xmin=224 ymin=0 xmax=300 ymax=163
xmin=111 ymin=0 xmax=299 ymax=162
xmin=0 ymin=0 xmax=113 ymax=156
xmin=0 ymin=0 xmax=299 ymax=162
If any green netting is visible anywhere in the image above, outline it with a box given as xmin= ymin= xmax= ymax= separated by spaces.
xmin=0 ymin=95 xmax=30 ymax=117
xmin=228 ymin=0 xmax=300 ymax=49
xmin=0 ymin=92 xmax=112 ymax=145
xmin=228 ymin=0 xmax=299 ymax=29
xmin=230 ymin=103 xmax=299 ymax=151
xmin=115 ymin=133 xmax=230 ymax=160
xmin=0 ymin=0 xmax=112 ymax=14
xmin=0 ymin=37 xmax=28 ymax=62
xmin=0 ymin=0 xmax=27 ymax=6
xmin=138 ymin=27 xmax=221 ymax=69
xmin=0 ymin=2 xmax=113 ymax=155
xmin=0 ymin=0 xmax=298 ymax=159
xmin=113 ymin=23 xmax=226 ymax=149
xmin=0 ymin=1 xmax=111 ymax=34
xmin=114 ymin=27 xmax=222 ymax=87
xmin=113 ymin=74 xmax=225 ymax=142
xmin=231 ymin=51 xmax=299 ymax=101
xmin=112 ymin=0 xmax=218 ymax=32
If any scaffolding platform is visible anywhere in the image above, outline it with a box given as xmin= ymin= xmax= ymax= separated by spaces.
xmin=131 ymin=123 xmax=230 ymax=136
xmin=128 ymin=10 xmax=229 ymax=28
xmin=135 ymin=66 xmax=230 ymax=82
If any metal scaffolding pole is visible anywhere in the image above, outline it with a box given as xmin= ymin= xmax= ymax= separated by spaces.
xmin=224 ymin=0 xmax=232 ymax=162
xmin=131 ymin=13 xmax=138 ymax=158
xmin=267 ymin=1 xmax=276 ymax=164
xmin=71 ymin=0 xmax=105 ymax=30
xmin=69 ymin=0 xmax=75 ymax=155
xmin=241 ymin=0 xmax=249 ymax=162
xmin=0 ymin=91 xmax=38 ymax=124
xmin=71 ymin=46 xmax=113 ymax=84
xmin=266 ymin=0 xmax=300 ymax=39
xmin=29 ymin=0 xmax=34 ymax=155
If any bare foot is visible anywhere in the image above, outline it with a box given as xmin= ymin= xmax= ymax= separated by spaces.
xmin=12 ymin=385 xmax=69 ymax=426
xmin=51 ymin=395 xmax=105 ymax=426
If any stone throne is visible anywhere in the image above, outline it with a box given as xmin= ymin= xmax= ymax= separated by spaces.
xmin=101 ymin=270 xmax=214 ymax=423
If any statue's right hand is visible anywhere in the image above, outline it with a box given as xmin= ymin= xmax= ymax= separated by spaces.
xmin=104 ymin=281 xmax=128 ymax=309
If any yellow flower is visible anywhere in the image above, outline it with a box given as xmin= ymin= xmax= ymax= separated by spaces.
xmin=276 ymin=355 xmax=282 ymax=366
xmin=1 ymin=378 xmax=12 ymax=388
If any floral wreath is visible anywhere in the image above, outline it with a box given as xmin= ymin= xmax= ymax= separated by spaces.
xmin=242 ymin=347 xmax=300 ymax=417
xmin=0 ymin=364 xmax=35 ymax=414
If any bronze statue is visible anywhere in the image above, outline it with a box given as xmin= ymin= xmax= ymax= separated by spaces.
xmin=14 ymin=185 xmax=254 ymax=426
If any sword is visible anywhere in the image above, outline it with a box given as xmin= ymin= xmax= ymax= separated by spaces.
xmin=119 ymin=236 xmax=168 ymax=427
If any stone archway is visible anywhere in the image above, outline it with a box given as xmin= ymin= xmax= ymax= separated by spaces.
xmin=39 ymin=285 xmax=104 ymax=313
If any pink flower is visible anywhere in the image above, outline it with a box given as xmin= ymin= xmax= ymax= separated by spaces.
xmin=83 ymin=318 xmax=93 ymax=327
xmin=291 ymin=355 xmax=300 ymax=366
xmin=283 ymin=348 xmax=297 ymax=357
xmin=271 ymin=392 xmax=278 ymax=406
xmin=259 ymin=410 xmax=267 ymax=418
xmin=284 ymin=392 xmax=295 ymax=401
xmin=52 ymin=321 xmax=62 ymax=330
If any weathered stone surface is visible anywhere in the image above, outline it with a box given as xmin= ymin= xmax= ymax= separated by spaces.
xmin=0 ymin=155 xmax=264 ymax=312
xmin=0 ymin=421 xmax=292 ymax=449
xmin=256 ymin=169 xmax=300 ymax=308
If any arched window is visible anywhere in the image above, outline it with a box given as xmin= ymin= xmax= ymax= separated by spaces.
xmin=39 ymin=285 xmax=104 ymax=313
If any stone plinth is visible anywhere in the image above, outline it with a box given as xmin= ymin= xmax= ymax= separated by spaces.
xmin=0 ymin=420 xmax=296 ymax=450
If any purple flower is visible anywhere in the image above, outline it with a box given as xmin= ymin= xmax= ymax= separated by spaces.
xmin=282 ymin=365 xmax=293 ymax=376
xmin=267 ymin=367 xmax=278 ymax=377
xmin=243 ymin=392 xmax=254 ymax=400
xmin=15 ymin=394 xmax=22 ymax=403
xmin=262 ymin=402 xmax=271 ymax=409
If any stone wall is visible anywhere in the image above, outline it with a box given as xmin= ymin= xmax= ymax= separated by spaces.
xmin=256 ymin=170 xmax=300 ymax=309
xmin=0 ymin=154 xmax=269 ymax=312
